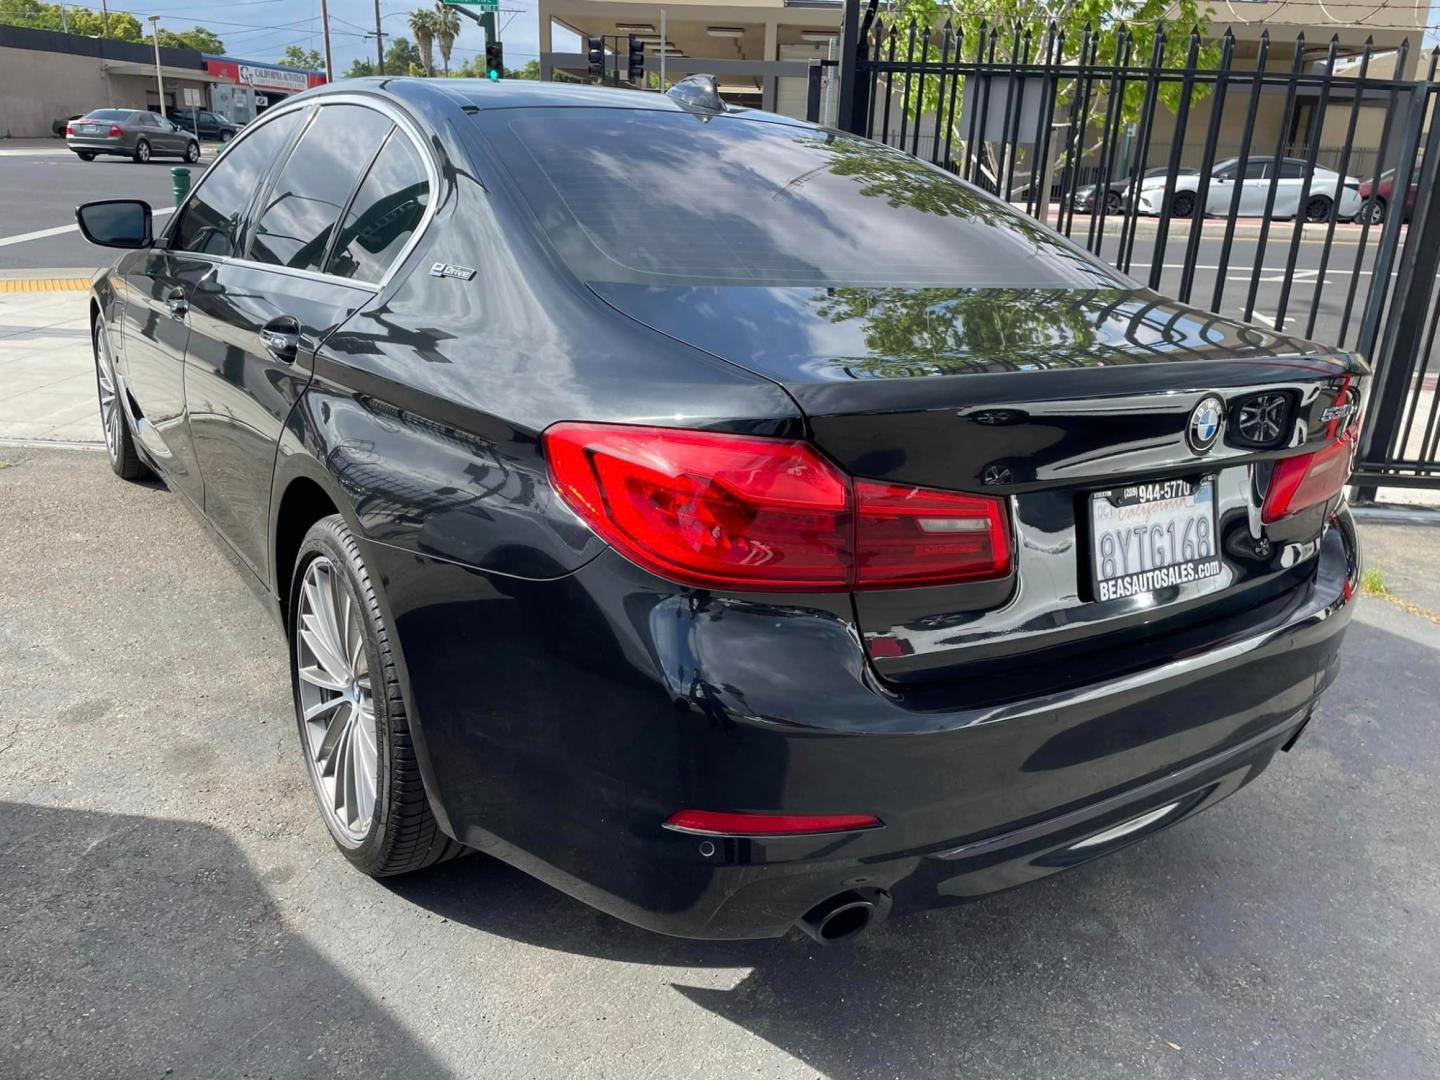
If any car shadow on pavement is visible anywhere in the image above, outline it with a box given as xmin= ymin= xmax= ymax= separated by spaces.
xmin=0 ymin=801 xmax=453 ymax=1080
xmin=386 ymin=614 xmax=1440 ymax=1079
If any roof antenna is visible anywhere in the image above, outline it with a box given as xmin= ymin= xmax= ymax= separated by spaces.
xmin=665 ymin=74 xmax=727 ymax=113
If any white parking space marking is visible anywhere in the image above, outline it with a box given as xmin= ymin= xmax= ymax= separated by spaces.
xmin=0 ymin=207 xmax=174 ymax=249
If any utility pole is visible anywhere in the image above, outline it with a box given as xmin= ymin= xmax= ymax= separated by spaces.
xmin=319 ymin=0 xmax=335 ymax=81
xmin=100 ymin=0 xmax=110 ymax=37
xmin=148 ymin=15 xmax=166 ymax=113
xmin=374 ymin=0 xmax=385 ymax=73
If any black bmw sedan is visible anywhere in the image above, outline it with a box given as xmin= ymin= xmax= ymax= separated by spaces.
xmin=76 ymin=76 xmax=1364 ymax=944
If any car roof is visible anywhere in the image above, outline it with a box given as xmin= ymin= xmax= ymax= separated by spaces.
xmin=317 ymin=76 xmax=786 ymax=120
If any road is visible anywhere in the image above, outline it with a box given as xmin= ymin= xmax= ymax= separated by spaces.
xmin=0 ymin=141 xmax=215 ymax=270
xmin=0 ymin=141 xmax=1396 ymax=353
xmin=1 ymin=444 xmax=1438 ymax=1078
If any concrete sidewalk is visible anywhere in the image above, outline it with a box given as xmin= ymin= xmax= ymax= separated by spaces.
xmin=0 ymin=279 xmax=100 ymax=445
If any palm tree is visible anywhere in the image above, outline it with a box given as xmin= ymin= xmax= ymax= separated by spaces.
xmin=408 ymin=8 xmax=439 ymax=77
xmin=434 ymin=2 xmax=461 ymax=78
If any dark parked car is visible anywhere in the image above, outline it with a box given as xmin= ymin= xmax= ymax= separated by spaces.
xmin=76 ymin=77 xmax=1365 ymax=944
xmin=167 ymin=108 xmax=239 ymax=142
xmin=66 ymin=108 xmax=200 ymax=163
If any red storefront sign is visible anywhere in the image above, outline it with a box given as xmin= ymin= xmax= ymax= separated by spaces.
xmin=203 ymin=57 xmax=328 ymax=93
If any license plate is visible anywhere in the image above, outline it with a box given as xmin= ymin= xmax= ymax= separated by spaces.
xmin=82 ymin=124 xmax=99 ymax=134
xmin=1089 ymin=478 xmax=1221 ymax=602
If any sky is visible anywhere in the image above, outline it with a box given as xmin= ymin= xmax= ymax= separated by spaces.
xmin=69 ymin=0 xmax=561 ymax=72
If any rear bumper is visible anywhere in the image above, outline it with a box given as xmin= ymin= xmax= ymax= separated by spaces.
xmin=66 ymin=139 xmax=130 ymax=155
xmin=369 ymin=508 xmax=1359 ymax=940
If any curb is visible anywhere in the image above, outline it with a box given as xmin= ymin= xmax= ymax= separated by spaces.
xmin=0 ymin=277 xmax=91 ymax=293
xmin=1350 ymin=504 xmax=1440 ymax=526
xmin=0 ymin=437 xmax=104 ymax=452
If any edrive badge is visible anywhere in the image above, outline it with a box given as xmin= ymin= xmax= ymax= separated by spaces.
xmin=1187 ymin=394 xmax=1225 ymax=454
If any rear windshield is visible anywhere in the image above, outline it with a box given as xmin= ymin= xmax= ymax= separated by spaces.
xmin=481 ymin=109 xmax=1121 ymax=289
xmin=83 ymin=110 xmax=134 ymax=121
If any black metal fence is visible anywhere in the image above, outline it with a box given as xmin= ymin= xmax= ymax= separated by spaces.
xmin=839 ymin=10 xmax=1440 ymax=493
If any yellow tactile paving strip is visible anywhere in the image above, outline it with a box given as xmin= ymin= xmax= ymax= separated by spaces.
xmin=0 ymin=278 xmax=90 ymax=293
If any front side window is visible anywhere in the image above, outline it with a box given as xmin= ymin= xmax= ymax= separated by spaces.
xmin=171 ymin=109 xmax=303 ymax=257
xmin=1279 ymin=161 xmax=1306 ymax=179
xmin=326 ymin=131 xmax=431 ymax=283
xmin=1244 ymin=161 xmax=1268 ymax=180
xmin=248 ymin=104 xmax=393 ymax=273
xmin=482 ymin=109 xmax=1119 ymax=289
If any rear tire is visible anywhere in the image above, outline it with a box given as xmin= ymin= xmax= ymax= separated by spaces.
xmin=1305 ymin=195 xmax=1333 ymax=223
xmin=184 ymin=140 xmax=200 ymax=164
xmin=133 ymin=139 xmax=150 ymax=164
xmin=1104 ymin=190 xmax=1123 ymax=213
xmin=93 ymin=319 xmax=150 ymax=481
xmin=76 ymin=151 xmax=96 ymax=161
xmin=1171 ymin=191 xmax=1195 ymax=219
xmin=289 ymin=514 xmax=467 ymax=877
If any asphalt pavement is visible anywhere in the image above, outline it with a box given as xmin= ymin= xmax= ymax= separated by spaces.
xmin=1 ymin=444 xmax=1438 ymax=1079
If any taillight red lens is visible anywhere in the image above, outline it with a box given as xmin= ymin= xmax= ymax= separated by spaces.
xmin=65 ymin=123 xmax=74 ymax=136
xmin=108 ymin=125 xmax=123 ymax=137
xmin=543 ymin=422 xmax=1012 ymax=592
xmin=854 ymin=480 xmax=1011 ymax=586
xmin=663 ymin=810 xmax=882 ymax=836
xmin=1261 ymin=427 xmax=1357 ymax=524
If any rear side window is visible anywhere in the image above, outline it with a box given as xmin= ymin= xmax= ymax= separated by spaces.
xmin=1279 ymin=161 xmax=1307 ymax=179
xmin=248 ymin=104 xmax=393 ymax=273
xmin=172 ymin=110 xmax=302 ymax=257
xmin=481 ymin=109 xmax=1119 ymax=288
xmin=326 ymin=130 xmax=431 ymax=282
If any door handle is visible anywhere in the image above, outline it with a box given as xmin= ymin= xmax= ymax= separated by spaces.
xmin=166 ymin=287 xmax=188 ymax=318
xmin=260 ymin=316 xmax=301 ymax=363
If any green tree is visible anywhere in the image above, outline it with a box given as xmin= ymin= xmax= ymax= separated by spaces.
xmin=506 ymin=58 xmax=541 ymax=80
xmin=151 ymin=26 xmax=226 ymax=53
xmin=407 ymin=7 xmax=439 ymax=76
xmin=384 ymin=36 xmax=422 ymax=75
xmin=433 ymin=2 xmax=460 ymax=77
xmin=344 ymin=57 xmax=378 ymax=79
xmin=0 ymin=0 xmax=141 ymax=40
xmin=876 ymin=0 xmax=1219 ymax=180
xmin=277 ymin=44 xmax=325 ymax=70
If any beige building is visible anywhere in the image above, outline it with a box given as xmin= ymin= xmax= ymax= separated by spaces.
xmin=538 ymin=0 xmax=844 ymax=118
xmin=537 ymin=0 xmax=1430 ymax=182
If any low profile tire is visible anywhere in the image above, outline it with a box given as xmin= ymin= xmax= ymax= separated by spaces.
xmin=1360 ymin=199 xmax=1386 ymax=225
xmin=184 ymin=141 xmax=200 ymax=164
xmin=76 ymin=151 xmax=96 ymax=161
xmin=93 ymin=320 xmax=150 ymax=480
xmin=1305 ymin=195 xmax=1333 ymax=223
xmin=1170 ymin=192 xmax=1196 ymax=219
xmin=289 ymin=515 xmax=467 ymax=877
xmin=1104 ymin=190 xmax=1123 ymax=213
xmin=133 ymin=139 xmax=151 ymax=164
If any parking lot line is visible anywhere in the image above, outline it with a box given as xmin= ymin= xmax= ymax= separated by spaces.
xmin=0 ymin=206 xmax=174 ymax=250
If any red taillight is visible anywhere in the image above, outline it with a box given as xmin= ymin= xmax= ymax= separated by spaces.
xmin=65 ymin=123 xmax=74 ymax=136
xmin=543 ymin=422 xmax=1012 ymax=592
xmin=663 ymin=810 xmax=882 ymax=836
xmin=1261 ymin=428 xmax=1357 ymax=524
xmin=1262 ymin=380 xmax=1360 ymax=524
xmin=108 ymin=125 xmax=123 ymax=138
xmin=853 ymin=480 xmax=1011 ymax=586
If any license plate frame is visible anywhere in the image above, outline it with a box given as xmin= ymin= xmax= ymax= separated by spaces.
xmin=1088 ymin=477 xmax=1222 ymax=603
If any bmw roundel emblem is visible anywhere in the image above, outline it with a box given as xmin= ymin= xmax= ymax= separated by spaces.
xmin=1186 ymin=394 xmax=1225 ymax=454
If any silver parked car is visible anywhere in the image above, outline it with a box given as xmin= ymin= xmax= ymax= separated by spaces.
xmin=66 ymin=109 xmax=201 ymax=165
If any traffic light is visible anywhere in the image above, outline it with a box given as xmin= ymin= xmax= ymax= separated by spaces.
xmin=586 ymin=36 xmax=605 ymax=81
xmin=485 ymin=40 xmax=504 ymax=80
xmin=627 ymin=34 xmax=644 ymax=83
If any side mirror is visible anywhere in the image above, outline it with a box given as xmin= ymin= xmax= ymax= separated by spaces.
xmin=75 ymin=199 xmax=153 ymax=249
